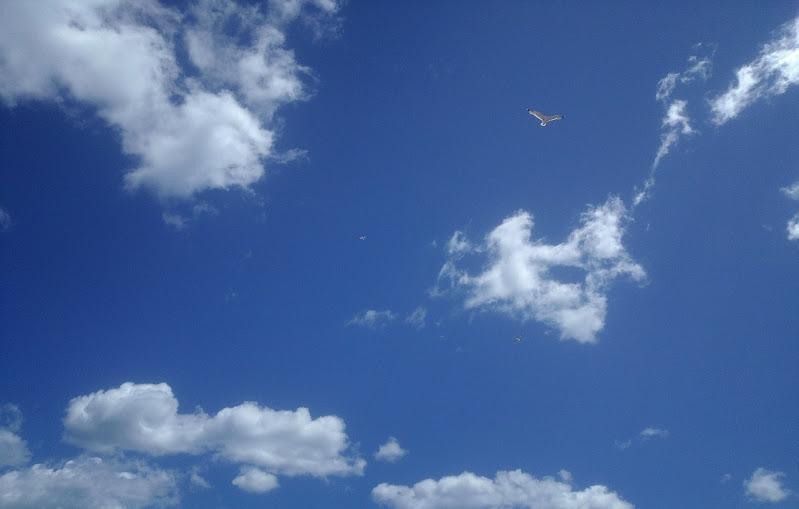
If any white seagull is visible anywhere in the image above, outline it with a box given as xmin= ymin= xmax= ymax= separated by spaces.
xmin=527 ymin=108 xmax=564 ymax=127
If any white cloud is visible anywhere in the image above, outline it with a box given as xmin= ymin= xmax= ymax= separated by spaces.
xmin=710 ymin=17 xmax=799 ymax=125
xmin=405 ymin=307 xmax=427 ymax=329
xmin=63 ymin=382 xmax=365 ymax=483
xmin=347 ymin=309 xmax=397 ymax=329
xmin=162 ymin=212 xmax=187 ymax=229
xmin=0 ymin=405 xmax=22 ymax=434
xmin=184 ymin=0 xmax=310 ymax=117
xmin=782 ymin=182 xmax=799 ymax=241
xmin=267 ymin=0 xmax=342 ymax=39
xmin=0 ymin=208 xmax=10 ymax=231
xmin=122 ymin=89 xmax=273 ymax=197
xmin=787 ymin=214 xmax=799 ymax=241
xmin=269 ymin=0 xmax=340 ymax=22
xmin=634 ymin=99 xmax=696 ymax=206
xmin=655 ymin=73 xmax=679 ymax=102
xmin=372 ymin=469 xmax=634 ymax=509
xmin=0 ymin=431 xmax=30 ymax=469
xmin=616 ymin=427 xmax=669 ymax=450
xmin=189 ymin=469 xmax=211 ymax=489
xmin=744 ymin=468 xmax=790 ymax=503
xmin=232 ymin=466 xmax=279 ymax=494
xmin=0 ymin=456 xmax=178 ymax=509
xmin=375 ymin=437 xmax=407 ymax=463
xmin=684 ymin=54 xmax=713 ymax=82
xmin=655 ymin=52 xmax=712 ymax=102
xmin=655 ymin=59 xmax=711 ymax=102
xmin=161 ymin=202 xmax=218 ymax=229
xmin=447 ymin=231 xmax=474 ymax=256
xmin=639 ymin=427 xmax=669 ymax=440
xmin=0 ymin=405 xmax=30 ymax=468
xmin=653 ymin=100 xmax=694 ymax=170
xmin=0 ymin=0 xmax=336 ymax=199
xmin=613 ymin=439 xmax=633 ymax=451
xmin=636 ymin=47 xmax=713 ymax=207
xmin=782 ymin=181 xmax=799 ymax=201
xmin=436 ymin=197 xmax=644 ymax=343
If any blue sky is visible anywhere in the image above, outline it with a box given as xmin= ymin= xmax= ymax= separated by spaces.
xmin=1 ymin=1 xmax=798 ymax=508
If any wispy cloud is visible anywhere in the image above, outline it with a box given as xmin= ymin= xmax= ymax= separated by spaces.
xmin=616 ymin=426 xmax=669 ymax=450
xmin=347 ymin=309 xmax=397 ymax=329
xmin=782 ymin=181 xmax=799 ymax=201
xmin=639 ymin=427 xmax=670 ymax=440
xmin=782 ymin=181 xmax=799 ymax=241
xmin=405 ymin=306 xmax=427 ymax=329
xmin=656 ymin=51 xmax=713 ymax=102
xmin=710 ymin=17 xmax=799 ymax=125
xmin=652 ymin=100 xmax=695 ymax=170
xmin=635 ymin=47 xmax=713 ymax=206
xmin=0 ymin=207 xmax=11 ymax=231
xmin=162 ymin=202 xmax=219 ymax=230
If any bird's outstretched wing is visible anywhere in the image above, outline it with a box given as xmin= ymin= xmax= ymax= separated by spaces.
xmin=546 ymin=114 xmax=564 ymax=122
xmin=527 ymin=109 xmax=546 ymax=122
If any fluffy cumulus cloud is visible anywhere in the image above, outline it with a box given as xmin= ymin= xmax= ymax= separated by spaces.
xmin=232 ymin=466 xmax=279 ymax=494
xmin=744 ymin=468 xmax=790 ymax=503
xmin=437 ymin=198 xmax=644 ymax=343
xmin=347 ymin=309 xmax=397 ymax=328
xmin=710 ymin=16 xmax=799 ymax=125
xmin=0 ymin=431 xmax=30 ymax=469
xmin=372 ymin=469 xmax=634 ymax=509
xmin=0 ymin=0 xmax=335 ymax=199
xmin=63 ymin=382 xmax=365 ymax=491
xmin=0 ymin=456 xmax=178 ymax=509
xmin=375 ymin=437 xmax=408 ymax=463
xmin=786 ymin=214 xmax=799 ymax=241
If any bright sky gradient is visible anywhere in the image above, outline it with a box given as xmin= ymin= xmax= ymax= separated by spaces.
xmin=1 ymin=1 xmax=798 ymax=508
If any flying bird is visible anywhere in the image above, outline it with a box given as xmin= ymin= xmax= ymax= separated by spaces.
xmin=527 ymin=108 xmax=564 ymax=127
xmin=514 ymin=336 xmax=523 ymax=344
xmin=358 ymin=235 xmax=367 ymax=241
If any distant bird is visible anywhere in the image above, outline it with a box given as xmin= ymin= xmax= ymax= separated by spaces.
xmin=527 ymin=108 xmax=564 ymax=127
xmin=358 ymin=235 xmax=367 ymax=241
xmin=514 ymin=336 xmax=523 ymax=344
